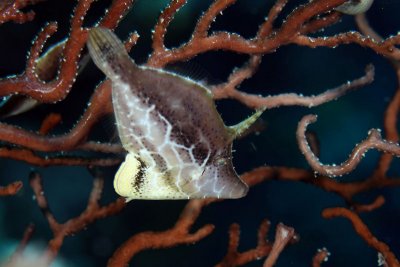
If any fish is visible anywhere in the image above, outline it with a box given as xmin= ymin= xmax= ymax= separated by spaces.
xmin=0 ymin=40 xmax=65 ymax=118
xmin=335 ymin=0 xmax=374 ymax=15
xmin=86 ymin=27 xmax=264 ymax=200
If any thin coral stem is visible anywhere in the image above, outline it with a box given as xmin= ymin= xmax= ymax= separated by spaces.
xmin=212 ymin=55 xmax=262 ymax=99
xmin=352 ymin=195 xmax=386 ymax=213
xmin=0 ymin=81 xmax=113 ymax=152
xmin=240 ymin=166 xmax=400 ymax=207
xmin=26 ymin=23 xmax=58 ymax=75
xmin=0 ymin=0 xmax=135 ymax=102
xmin=0 ymin=147 xmax=121 ymax=167
xmin=98 ymin=0 xmax=135 ymax=29
xmin=263 ymin=223 xmax=296 ymax=267
xmin=213 ymin=64 xmax=374 ymax=109
xmin=108 ymin=199 xmax=215 ymax=267
xmin=35 ymin=40 xmax=66 ymax=81
xmin=312 ymin=248 xmax=330 ymax=267
xmin=277 ymin=0 xmax=346 ymax=36
xmin=355 ymin=13 xmax=385 ymax=44
xmin=0 ymin=181 xmax=23 ymax=196
xmin=322 ymin=207 xmax=400 ymax=267
xmin=0 ymin=22 xmax=138 ymax=162
xmin=209 ymin=0 xmax=283 ymax=103
xmin=29 ymin=172 xmax=60 ymax=233
xmin=39 ymin=113 xmax=62 ymax=135
xmin=354 ymin=13 xmax=400 ymax=178
xmin=374 ymin=88 xmax=400 ymax=177
xmin=0 ymin=0 xmax=92 ymax=102
xmin=294 ymin=33 xmax=400 ymax=60
xmin=147 ymin=0 xmax=349 ymax=67
xmin=305 ymin=130 xmax=320 ymax=158
xmin=297 ymin=114 xmax=400 ymax=177
xmin=301 ymin=11 xmax=342 ymax=34
xmin=152 ymin=0 xmax=187 ymax=53
xmin=257 ymin=0 xmax=289 ymax=39
xmin=29 ymin=171 xmax=125 ymax=261
xmin=110 ymin=165 xmax=312 ymax=267
xmin=215 ymin=220 xmax=272 ymax=267
xmin=193 ymin=0 xmax=236 ymax=39
xmin=0 ymin=0 xmax=44 ymax=24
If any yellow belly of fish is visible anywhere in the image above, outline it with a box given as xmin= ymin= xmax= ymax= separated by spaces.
xmin=114 ymin=152 xmax=204 ymax=200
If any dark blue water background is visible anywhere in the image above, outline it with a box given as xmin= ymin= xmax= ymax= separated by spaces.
xmin=0 ymin=0 xmax=399 ymax=266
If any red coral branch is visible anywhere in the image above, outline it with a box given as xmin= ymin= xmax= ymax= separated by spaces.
xmin=257 ymin=0 xmax=289 ymax=38
xmin=147 ymin=0 xmax=350 ymax=67
xmin=353 ymin=14 xmax=400 ymax=179
xmin=0 ymin=0 xmax=45 ymax=25
xmin=0 ymin=1 xmax=88 ymax=102
xmin=0 ymin=81 xmax=116 ymax=153
xmin=1 ymin=0 xmax=400 ymax=266
xmin=0 ymin=3 xmax=139 ymax=166
xmin=98 ymin=0 xmax=135 ymax=29
xmin=210 ymin=0 xmax=290 ymax=102
xmin=294 ymin=32 xmax=400 ymax=61
xmin=215 ymin=220 xmax=298 ymax=267
xmin=152 ymin=0 xmax=187 ymax=53
xmin=263 ymin=223 xmax=297 ymax=267
xmin=375 ymin=85 xmax=400 ymax=177
xmin=109 ymin=164 xmax=305 ymax=267
xmin=39 ymin=113 xmax=62 ymax=135
xmin=29 ymin=171 xmax=125 ymax=262
xmin=108 ymin=199 xmax=215 ymax=267
xmin=297 ymin=114 xmax=400 ymax=177
xmin=0 ymin=147 xmax=121 ymax=166
xmin=0 ymin=181 xmax=23 ymax=196
xmin=0 ymin=0 xmax=135 ymax=102
xmin=212 ymin=55 xmax=262 ymax=100
xmin=312 ymin=248 xmax=330 ymax=267
xmin=213 ymin=64 xmax=374 ymax=109
xmin=352 ymin=195 xmax=386 ymax=213
xmin=216 ymin=220 xmax=272 ymax=267
xmin=193 ymin=0 xmax=237 ymax=39
xmin=240 ymin=166 xmax=399 ymax=210
xmin=301 ymin=11 xmax=342 ymax=34
xmin=322 ymin=207 xmax=400 ymax=267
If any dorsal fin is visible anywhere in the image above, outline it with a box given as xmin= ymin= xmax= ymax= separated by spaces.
xmin=165 ymin=60 xmax=220 ymax=86
xmin=87 ymin=27 xmax=135 ymax=80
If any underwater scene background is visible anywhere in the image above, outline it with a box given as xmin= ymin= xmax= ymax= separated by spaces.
xmin=0 ymin=0 xmax=399 ymax=266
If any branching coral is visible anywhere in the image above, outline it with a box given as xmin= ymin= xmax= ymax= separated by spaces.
xmin=29 ymin=170 xmax=125 ymax=263
xmin=0 ymin=0 xmax=400 ymax=266
xmin=0 ymin=181 xmax=22 ymax=196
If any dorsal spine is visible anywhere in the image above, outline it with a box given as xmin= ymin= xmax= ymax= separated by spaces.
xmin=87 ymin=27 xmax=136 ymax=80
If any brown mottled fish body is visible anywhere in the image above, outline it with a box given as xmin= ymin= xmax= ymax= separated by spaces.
xmin=87 ymin=28 xmax=259 ymax=200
